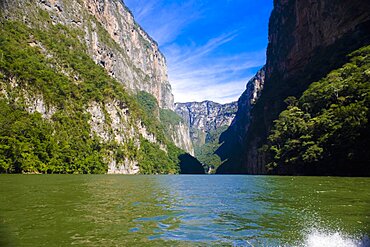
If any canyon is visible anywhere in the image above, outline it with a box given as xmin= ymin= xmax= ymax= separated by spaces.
xmin=1 ymin=0 xmax=369 ymax=176
xmin=175 ymin=101 xmax=237 ymax=170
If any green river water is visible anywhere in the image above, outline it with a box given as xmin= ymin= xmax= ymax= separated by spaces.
xmin=0 ymin=175 xmax=369 ymax=246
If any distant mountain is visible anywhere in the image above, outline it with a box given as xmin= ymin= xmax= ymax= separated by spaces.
xmin=175 ymin=101 xmax=237 ymax=172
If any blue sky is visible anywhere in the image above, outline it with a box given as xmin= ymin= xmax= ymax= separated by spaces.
xmin=124 ymin=0 xmax=273 ymax=103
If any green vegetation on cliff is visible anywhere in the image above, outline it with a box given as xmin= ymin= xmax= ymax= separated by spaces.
xmin=135 ymin=91 xmax=160 ymax=119
xmin=159 ymin=108 xmax=184 ymax=126
xmin=0 ymin=19 xmax=184 ymax=174
xmin=195 ymin=126 xmax=227 ymax=173
xmin=265 ymin=45 xmax=370 ymax=175
xmin=0 ymin=99 xmax=106 ymax=174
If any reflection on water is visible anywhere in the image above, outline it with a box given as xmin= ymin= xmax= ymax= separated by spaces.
xmin=0 ymin=175 xmax=369 ymax=246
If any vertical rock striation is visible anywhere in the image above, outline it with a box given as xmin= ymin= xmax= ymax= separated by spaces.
xmin=175 ymin=101 xmax=237 ymax=149
xmin=1 ymin=0 xmax=174 ymax=109
xmin=0 ymin=0 xmax=194 ymax=174
xmin=217 ymin=0 xmax=370 ymax=174
xmin=167 ymin=122 xmax=194 ymax=155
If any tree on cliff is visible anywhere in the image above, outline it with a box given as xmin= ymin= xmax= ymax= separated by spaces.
xmin=265 ymin=45 xmax=370 ymax=176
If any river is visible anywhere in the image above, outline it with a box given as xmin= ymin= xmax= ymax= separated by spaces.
xmin=0 ymin=175 xmax=369 ymax=246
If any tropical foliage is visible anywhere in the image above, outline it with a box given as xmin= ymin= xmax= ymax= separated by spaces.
xmin=265 ymin=45 xmax=370 ymax=175
xmin=195 ymin=126 xmax=228 ymax=173
xmin=0 ymin=18 xmax=185 ymax=174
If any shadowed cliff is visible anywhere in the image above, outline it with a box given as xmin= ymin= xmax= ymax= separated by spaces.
xmin=179 ymin=154 xmax=205 ymax=174
xmin=217 ymin=0 xmax=370 ymax=175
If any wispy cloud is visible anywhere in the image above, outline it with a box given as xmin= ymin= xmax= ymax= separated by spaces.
xmin=173 ymin=79 xmax=251 ymax=103
xmin=124 ymin=0 xmax=269 ymax=104
xmin=165 ymin=32 xmax=266 ymax=103
xmin=168 ymin=31 xmax=239 ymax=67
xmin=134 ymin=2 xmax=156 ymax=21
xmin=124 ymin=0 xmax=204 ymax=45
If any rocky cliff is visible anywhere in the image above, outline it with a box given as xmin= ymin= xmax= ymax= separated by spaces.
xmin=175 ymin=101 xmax=237 ymax=148
xmin=0 ymin=0 xmax=193 ymax=174
xmin=217 ymin=0 xmax=370 ymax=174
xmin=175 ymin=101 xmax=237 ymax=171
xmin=167 ymin=121 xmax=194 ymax=155
xmin=216 ymin=67 xmax=265 ymax=173
xmin=1 ymin=0 xmax=173 ymax=109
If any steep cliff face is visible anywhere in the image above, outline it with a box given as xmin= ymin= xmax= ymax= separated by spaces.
xmin=0 ymin=0 xmax=189 ymax=174
xmin=175 ymin=101 xmax=237 ymax=148
xmin=175 ymin=101 xmax=237 ymax=171
xmin=216 ymin=67 xmax=265 ymax=174
xmin=217 ymin=0 xmax=370 ymax=174
xmin=167 ymin=122 xmax=194 ymax=155
xmin=1 ymin=0 xmax=174 ymax=109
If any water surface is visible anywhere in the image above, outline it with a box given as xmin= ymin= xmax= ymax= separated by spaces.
xmin=0 ymin=175 xmax=369 ymax=246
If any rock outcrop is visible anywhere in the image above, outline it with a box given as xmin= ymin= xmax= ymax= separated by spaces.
xmin=0 ymin=0 xmax=192 ymax=174
xmin=217 ymin=0 xmax=370 ymax=174
xmin=167 ymin=122 xmax=194 ymax=155
xmin=1 ymin=0 xmax=174 ymax=109
xmin=175 ymin=101 xmax=237 ymax=148
xmin=216 ymin=67 xmax=265 ymax=174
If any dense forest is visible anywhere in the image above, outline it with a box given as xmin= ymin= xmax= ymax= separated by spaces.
xmin=264 ymin=45 xmax=370 ymax=176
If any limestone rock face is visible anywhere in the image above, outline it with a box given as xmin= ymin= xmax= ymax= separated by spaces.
xmin=267 ymin=0 xmax=370 ymax=82
xmin=0 ymin=0 xmax=184 ymax=174
xmin=82 ymin=0 xmax=174 ymax=109
xmin=175 ymin=101 xmax=237 ymax=148
xmin=1 ymin=0 xmax=174 ymax=109
xmin=167 ymin=122 xmax=194 ymax=156
xmin=217 ymin=0 xmax=370 ymax=174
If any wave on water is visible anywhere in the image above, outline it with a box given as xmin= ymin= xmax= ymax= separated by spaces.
xmin=302 ymin=230 xmax=369 ymax=247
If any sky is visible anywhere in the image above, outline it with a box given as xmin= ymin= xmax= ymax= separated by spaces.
xmin=124 ymin=0 xmax=273 ymax=103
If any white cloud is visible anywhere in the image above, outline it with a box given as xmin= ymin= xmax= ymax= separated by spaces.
xmin=124 ymin=0 xmax=204 ymax=45
xmin=173 ymin=79 xmax=251 ymax=104
xmin=124 ymin=0 xmax=267 ymax=104
xmin=165 ymin=34 xmax=266 ymax=103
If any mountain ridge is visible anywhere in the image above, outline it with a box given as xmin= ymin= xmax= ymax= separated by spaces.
xmin=175 ymin=100 xmax=237 ymax=171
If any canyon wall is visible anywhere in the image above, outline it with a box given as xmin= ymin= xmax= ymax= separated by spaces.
xmin=175 ymin=101 xmax=237 ymax=171
xmin=1 ymin=0 xmax=174 ymax=109
xmin=216 ymin=67 xmax=265 ymax=174
xmin=0 ymin=0 xmax=194 ymax=174
xmin=175 ymin=101 xmax=237 ymax=149
xmin=167 ymin=121 xmax=194 ymax=156
xmin=217 ymin=0 xmax=370 ymax=174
